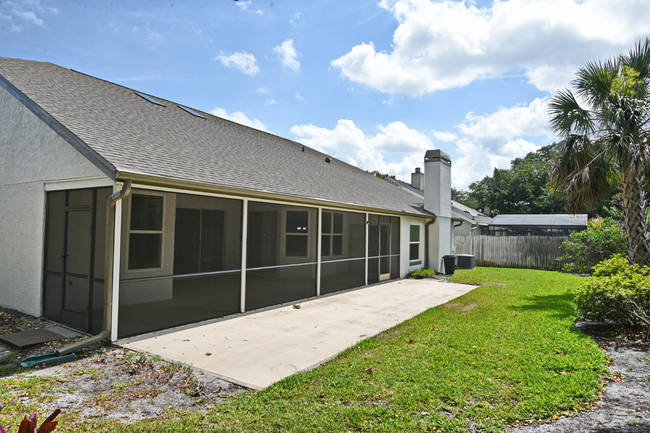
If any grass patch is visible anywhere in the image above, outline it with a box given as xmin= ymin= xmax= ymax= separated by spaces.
xmin=407 ymin=267 xmax=438 ymax=279
xmin=0 ymin=268 xmax=608 ymax=432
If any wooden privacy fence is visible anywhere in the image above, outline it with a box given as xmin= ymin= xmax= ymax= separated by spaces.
xmin=454 ymin=235 xmax=570 ymax=271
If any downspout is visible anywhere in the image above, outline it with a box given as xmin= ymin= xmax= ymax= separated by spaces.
xmin=57 ymin=180 xmax=132 ymax=356
xmin=424 ymin=217 xmax=436 ymax=269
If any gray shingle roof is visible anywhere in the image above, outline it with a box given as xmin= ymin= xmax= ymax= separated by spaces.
xmin=489 ymin=214 xmax=588 ymax=227
xmin=383 ymin=176 xmax=491 ymax=224
xmin=0 ymin=57 xmax=431 ymax=216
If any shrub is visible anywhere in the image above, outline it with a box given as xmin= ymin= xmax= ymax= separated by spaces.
xmin=592 ymin=253 xmax=631 ymax=277
xmin=572 ymin=256 xmax=650 ymax=332
xmin=559 ymin=217 xmax=626 ymax=274
xmin=407 ymin=268 xmax=437 ymax=279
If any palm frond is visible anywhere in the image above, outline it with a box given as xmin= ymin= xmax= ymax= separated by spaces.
xmin=548 ymin=89 xmax=593 ymax=137
xmin=625 ymin=38 xmax=650 ymax=81
xmin=574 ymin=60 xmax=617 ymax=107
xmin=550 ymin=135 xmax=617 ymax=212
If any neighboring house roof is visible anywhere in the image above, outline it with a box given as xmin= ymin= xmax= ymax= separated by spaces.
xmin=489 ymin=214 xmax=588 ymax=227
xmin=383 ymin=176 xmax=491 ymax=225
xmin=0 ymin=57 xmax=431 ymax=217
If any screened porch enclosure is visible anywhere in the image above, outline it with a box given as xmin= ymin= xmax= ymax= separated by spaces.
xmin=45 ymin=188 xmax=403 ymax=339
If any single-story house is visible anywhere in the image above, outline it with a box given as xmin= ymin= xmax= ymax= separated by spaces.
xmin=488 ymin=214 xmax=588 ymax=236
xmin=0 ymin=57 xmax=453 ymax=341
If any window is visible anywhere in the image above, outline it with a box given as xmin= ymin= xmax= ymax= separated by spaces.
xmin=134 ymin=91 xmax=166 ymax=107
xmin=286 ymin=210 xmax=309 ymax=257
xmin=177 ymin=105 xmax=206 ymax=119
xmin=128 ymin=194 xmax=164 ymax=270
xmin=321 ymin=211 xmax=343 ymax=257
xmin=409 ymin=224 xmax=421 ymax=264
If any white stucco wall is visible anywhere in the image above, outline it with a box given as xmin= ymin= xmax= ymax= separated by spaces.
xmin=453 ymin=220 xmax=473 ymax=236
xmin=400 ymin=216 xmax=427 ymax=277
xmin=424 ymin=153 xmax=452 ymax=273
xmin=0 ymin=85 xmax=109 ymax=316
xmin=427 ymin=217 xmax=452 ymax=272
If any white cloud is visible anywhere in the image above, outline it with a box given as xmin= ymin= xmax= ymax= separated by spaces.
xmin=257 ymin=86 xmax=271 ymax=94
xmin=235 ymin=0 xmax=252 ymax=10
xmin=1 ymin=0 xmax=58 ymax=29
xmin=290 ymin=98 xmax=556 ymax=189
xmin=217 ymin=51 xmax=259 ymax=76
xmin=290 ymin=120 xmax=434 ymax=180
xmin=149 ymin=31 xmax=163 ymax=42
xmin=12 ymin=9 xmax=42 ymax=25
xmin=331 ymin=0 xmax=650 ymax=95
xmin=265 ymin=99 xmax=276 ymax=105
xmin=290 ymin=11 xmax=303 ymax=26
xmin=274 ymin=39 xmax=300 ymax=72
xmin=295 ymin=92 xmax=305 ymax=101
xmin=457 ymin=98 xmax=550 ymax=143
xmin=211 ymin=107 xmax=267 ymax=131
xmin=431 ymin=130 xmax=458 ymax=142
xmin=235 ymin=1 xmax=263 ymax=15
xmin=450 ymin=98 xmax=554 ymax=188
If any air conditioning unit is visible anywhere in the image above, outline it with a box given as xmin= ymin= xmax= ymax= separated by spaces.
xmin=456 ymin=254 xmax=475 ymax=270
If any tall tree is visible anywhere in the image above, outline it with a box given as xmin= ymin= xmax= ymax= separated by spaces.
xmin=467 ymin=144 xmax=566 ymax=215
xmin=549 ymin=39 xmax=650 ymax=265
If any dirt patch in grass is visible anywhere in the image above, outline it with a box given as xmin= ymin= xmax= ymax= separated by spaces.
xmin=0 ymin=308 xmax=245 ymax=424
xmin=24 ymin=349 xmax=245 ymax=424
xmin=510 ymin=322 xmax=650 ymax=433
xmin=443 ymin=302 xmax=477 ymax=311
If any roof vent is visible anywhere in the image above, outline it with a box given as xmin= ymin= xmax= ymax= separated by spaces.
xmin=134 ymin=92 xmax=166 ymax=107
xmin=325 ymin=157 xmax=331 ymax=164
xmin=178 ymin=105 xmax=206 ymax=119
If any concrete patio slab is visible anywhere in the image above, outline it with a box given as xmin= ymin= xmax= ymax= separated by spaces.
xmin=118 ymin=278 xmax=477 ymax=390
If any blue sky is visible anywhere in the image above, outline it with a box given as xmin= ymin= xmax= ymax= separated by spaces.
xmin=2 ymin=0 xmax=650 ymax=188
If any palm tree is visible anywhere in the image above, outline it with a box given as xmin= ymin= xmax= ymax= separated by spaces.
xmin=549 ymin=39 xmax=650 ymax=265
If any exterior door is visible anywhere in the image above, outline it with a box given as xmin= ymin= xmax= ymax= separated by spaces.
xmin=43 ymin=188 xmax=109 ymax=333
xmin=379 ymin=223 xmax=391 ymax=281
xmin=61 ymin=205 xmax=93 ymax=330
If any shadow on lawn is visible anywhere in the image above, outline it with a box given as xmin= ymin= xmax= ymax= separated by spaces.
xmin=510 ymin=292 xmax=575 ymax=321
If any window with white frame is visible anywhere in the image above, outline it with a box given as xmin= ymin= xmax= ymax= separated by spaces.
xmin=128 ymin=194 xmax=164 ymax=270
xmin=321 ymin=211 xmax=343 ymax=257
xmin=409 ymin=224 xmax=421 ymax=264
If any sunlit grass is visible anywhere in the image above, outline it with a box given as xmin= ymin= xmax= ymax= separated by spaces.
xmin=1 ymin=268 xmax=608 ymax=432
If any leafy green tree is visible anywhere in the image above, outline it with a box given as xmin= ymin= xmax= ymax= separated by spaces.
xmin=558 ymin=218 xmax=627 ymax=274
xmin=549 ymin=39 xmax=650 ymax=265
xmin=368 ymin=170 xmax=395 ymax=179
xmin=451 ymin=188 xmax=479 ymax=209
xmin=467 ymin=144 xmax=567 ymax=215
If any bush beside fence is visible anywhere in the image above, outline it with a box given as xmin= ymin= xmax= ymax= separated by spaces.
xmin=454 ymin=235 xmax=570 ymax=271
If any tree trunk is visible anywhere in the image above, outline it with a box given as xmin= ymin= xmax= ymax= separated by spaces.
xmin=620 ymin=165 xmax=650 ymax=265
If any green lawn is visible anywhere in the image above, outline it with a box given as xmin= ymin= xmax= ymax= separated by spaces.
xmin=2 ymin=268 xmax=609 ymax=432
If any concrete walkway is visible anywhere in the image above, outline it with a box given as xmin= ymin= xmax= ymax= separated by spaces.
xmin=119 ymin=278 xmax=477 ymax=389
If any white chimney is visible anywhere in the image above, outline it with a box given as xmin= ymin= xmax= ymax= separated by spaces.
xmin=411 ymin=167 xmax=424 ymax=191
xmin=423 ymin=149 xmax=452 ymax=272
